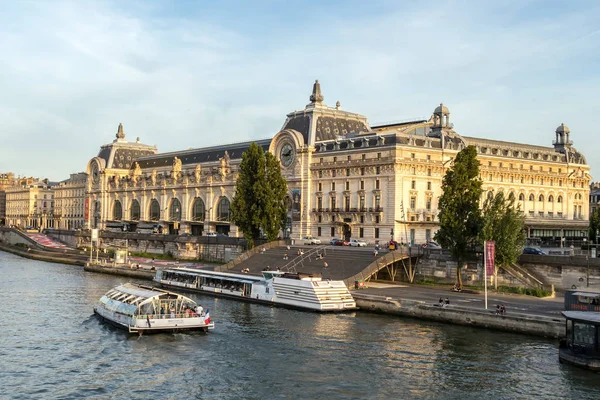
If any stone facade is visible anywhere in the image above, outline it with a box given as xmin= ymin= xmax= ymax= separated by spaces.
xmin=84 ymin=81 xmax=592 ymax=245
xmin=5 ymin=179 xmax=55 ymax=229
xmin=53 ymin=172 xmax=88 ymax=230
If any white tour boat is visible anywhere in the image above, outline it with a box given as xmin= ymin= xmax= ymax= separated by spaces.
xmin=153 ymin=268 xmax=357 ymax=312
xmin=94 ymin=283 xmax=215 ymax=334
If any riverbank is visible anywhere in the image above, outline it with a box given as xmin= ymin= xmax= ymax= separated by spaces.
xmin=353 ymin=293 xmax=564 ymax=339
xmin=0 ymin=246 xmax=565 ymax=338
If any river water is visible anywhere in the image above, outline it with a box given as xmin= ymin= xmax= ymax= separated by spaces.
xmin=1 ymin=251 xmax=599 ymax=400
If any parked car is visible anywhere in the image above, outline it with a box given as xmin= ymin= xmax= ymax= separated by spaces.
xmin=350 ymin=239 xmax=367 ymax=247
xmin=330 ymin=238 xmax=339 ymax=245
xmin=423 ymin=241 xmax=442 ymax=249
xmin=523 ymin=247 xmax=547 ymax=255
xmin=333 ymin=239 xmax=350 ymax=246
xmin=303 ymin=236 xmax=321 ymax=245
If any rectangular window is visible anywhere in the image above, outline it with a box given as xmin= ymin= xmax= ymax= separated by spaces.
xmin=346 ymin=168 xmax=350 ymax=177
xmin=359 ymin=227 xmax=364 ymax=238
xmin=360 ymin=215 xmax=364 ymax=223
xmin=411 ymin=153 xmax=415 ymax=159
xmin=317 ymin=197 xmax=322 ymax=209
xmin=332 ymin=182 xmax=336 ymax=191
xmin=332 ymin=170 xmax=337 ymax=177
xmin=362 ymin=154 xmax=366 ymax=160
xmin=318 ymin=215 xmax=322 ymax=223
xmin=345 ymin=181 xmax=350 ymax=191
xmin=320 ymin=158 xmax=323 ymax=164
xmin=488 ymin=161 xmax=492 ymax=167
xmin=376 ymin=166 xmax=380 ymax=174
xmin=331 ymin=227 xmax=335 ymax=237
xmin=361 ymin=167 xmax=365 ymax=176
xmin=375 ymin=195 xmax=381 ymax=209
xmin=318 ymin=183 xmax=322 ymax=191
xmin=377 ymin=153 xmax=381 ymax=159
xmin=427 ymin=168 xmax=431 ymax=176
xmin=410 ymin=197 xmax=416 ymax=209
xmin=499 ymin=162 xmax=503 ymax=168
xmin=345 ymin=196 xmax=350 ymax=211
xmin=333 ymin=157 xmax=337 ymax=162
xmin=319 ymin=170 xmax=323 ymax=178
xmin=360 ymin=180 xmax=364 ymax=190
xmin=360 ymin=196 xmax=365 ymax=210
xmin=375 ymin=215 xmax=380 ymax=224
xmin=347 ymin=155 xmax=351 ymax=161
xmin=411 ymin=167 xmax=416 ymax=175
xmin=426 ymin=199 xmax=431 ymax=210
xmin=331 ymin=197 xmax=336 ymax=209
xmin=411 ymin=180 xmax=416 ymax=189
xmin=375 ymin=228 xmax=379 ymax=238
xmin=427 ymin=182 xmax=431 ymax=190
xmin=427 ymin=155 xmax=431 ymax=161
xmin=375 ymin=179 xmax=380 ymax=189
xmin=317 ymin=227 xmax=321 ymax=236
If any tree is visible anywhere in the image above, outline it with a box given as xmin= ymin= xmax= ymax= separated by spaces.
xmin=589 ymin=208 xmax=600 ymax=244
xmin=480 ymin=191 xmax=526 ymax=288
xmin=434 ymin=145 xmax=483 ymax=289
xmin=231 ymin=143 xmax=288 ymax=247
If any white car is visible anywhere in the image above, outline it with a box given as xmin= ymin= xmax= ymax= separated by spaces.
xmin=303 ymin=236 xmax=321 ymax=245
xmin=349 ymin=239 xmax=367 ymax=247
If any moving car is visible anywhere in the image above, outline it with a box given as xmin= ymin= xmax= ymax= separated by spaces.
xmin=333 ymin=239 xmax=350 ymax=246
xmin=423 ymin=241 xmax=442 ymax=249
xmin=522 ymin=247 xmax=547 ymax=255
xmin=303 ymin=236 xmax=322 ymax=245
xmin=349 ymin=239 xmax=367 ymax=247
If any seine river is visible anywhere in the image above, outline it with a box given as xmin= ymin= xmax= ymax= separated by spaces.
xmin=1 ymin=251 xmax=599 ymax=400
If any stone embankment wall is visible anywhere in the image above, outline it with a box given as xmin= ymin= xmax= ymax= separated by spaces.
xmin=415 ymin=249 xmax=599 ymax=291
xmin=354 ymin=294 xmax=564 ymax=339
xmin=43 ymin=229 xmax=248 ymax=263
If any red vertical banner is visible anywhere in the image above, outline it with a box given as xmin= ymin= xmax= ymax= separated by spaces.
xmin=485 ymin=241 xmax=495 ymax=275
xmin=84 ymin=197 xmax=90 ymax=220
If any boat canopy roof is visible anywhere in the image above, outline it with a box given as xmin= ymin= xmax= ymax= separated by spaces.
xmin=571 ymin=291 xmax=600 ymax=297
xmin=562 ymin=311 xmax=600 ymax=324
xmin=102 ymin=283 xmax=196 ymax=309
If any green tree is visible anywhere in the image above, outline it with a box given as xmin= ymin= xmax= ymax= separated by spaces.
xmin=231 ymin=143 xmax=288 ymax=247
xmin=589 ymin=208 xmax=600 ymax=244
xmin=480 ymin=191 xmax=526 ymax=288
xmin=434 ymin=145 xmax=483 ymax=289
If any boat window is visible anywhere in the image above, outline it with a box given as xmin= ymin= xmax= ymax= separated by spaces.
xmin=573 ymin=322 xmax=596 ymax=346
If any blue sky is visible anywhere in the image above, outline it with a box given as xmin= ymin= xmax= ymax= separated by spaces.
xmin=1 ymin=0 xmax=599 ymax=181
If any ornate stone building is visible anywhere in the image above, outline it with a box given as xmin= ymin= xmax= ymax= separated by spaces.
xmin=53 ymin=172 xmax=88 ymax=230
xmin=0 ymin=172 xmax=17 ymax=225
xmin=85 ymin=81 xmax=592 ymax=245
xmin=5 ymin=178 xmax=55 ymax=229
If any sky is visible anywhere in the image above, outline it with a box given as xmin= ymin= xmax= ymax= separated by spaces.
xmin=1 ymin=0 xmax=599 ymax=181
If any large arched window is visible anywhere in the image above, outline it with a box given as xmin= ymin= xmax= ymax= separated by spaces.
xmin=529 ymin=194 xmax=535 ymax=202
xmin=130 ymin=199 xmax=140 ymax=221
xmin=487 ymin=191 xmax=494 ymax=200
xmin=557 ymin=196 xmax=563 ymax=203
xmin=170 ymin=198 xmax=182 ymax=221
xmin=518 ymin=193 xmax=525 ymax=201
xmin=217 ymin=197 xmax=230 ymax=221
xmin=113 ymin=200 xmax=122 ymax=221
xmin=149 ymin=199 xmax=160 ymax=221
xmin=548 ymin=195 xmax=554 ymax=203
xmin=192 ymin=198 xmax=205 ymax=221
xmin=538 ymin=195 xmax=544 ymax=202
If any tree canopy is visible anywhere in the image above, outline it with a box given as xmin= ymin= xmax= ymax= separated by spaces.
xmin=589 ymin=207 xmax=600 ymax=244
xmin=480 ymin=191 xmax=526 ymax=286
xmin=231 ymin=143 xmax=288 ymax=246
xmin=434 ymin=145 xmax=483 ymax=288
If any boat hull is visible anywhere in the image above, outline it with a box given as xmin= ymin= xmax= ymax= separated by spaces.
xmin=559 ymin=348 xmax=600 ymax=371
xmin=94 ymin=308 xmax=214 ymax=334
xmin=155 ymin=280 xmax=357 ymax=313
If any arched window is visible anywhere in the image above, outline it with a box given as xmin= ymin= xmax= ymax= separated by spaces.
xmin=192 ymin=198 xmax=205 ymax=221
xmin=557 ymin=196 xmax=563 ymax=203
xmin=508 ymin=192 xmax=515 ymax=201
xmin=113 ymin=200 xmax=122 ymax=221
xmin=487 ymin=191 xmax=494 ymax=200
xmin=538 ymin=195 xmax=544 ymax=202
xmin=529 ymin=194 xmax=534 ymax=202
xmin=518 ymin=193 xmax=525 ymax=201
xmin=130 ymin=199 xmax=140 ymax=221
xmin=548 ymin=195 xmax=554 ymax=203
xmin=217 ymin=197 xmax=230 ymax=221
xmin=170 ymin=198 xmax=182 ymax=221
xmin=149 ymin=199 xmax=160 ymax=221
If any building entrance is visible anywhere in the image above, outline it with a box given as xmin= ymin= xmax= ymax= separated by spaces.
xmin=343 ymin=224 xmax=352 ymax=242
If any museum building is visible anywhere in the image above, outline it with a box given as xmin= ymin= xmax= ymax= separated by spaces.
xmin=85 ymin=81 xmax=591 ymax=245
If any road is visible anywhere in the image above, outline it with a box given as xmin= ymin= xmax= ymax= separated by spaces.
xmin=359 ymin=282 xmax=565 ymax=318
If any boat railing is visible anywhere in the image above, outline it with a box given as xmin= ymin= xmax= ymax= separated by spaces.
xmin=280 ymin=245 xmax=328 ymax=273
xmin=136 ymin=312 xmax=208 ymax=320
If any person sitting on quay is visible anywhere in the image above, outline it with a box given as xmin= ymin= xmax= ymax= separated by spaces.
xmin=445 ymin=298 xmax=450 ymax=306
xmin=438 ymin=297 xmax=445 ymax=307
xmin=283 ymin=253 xmax=289 ymax=260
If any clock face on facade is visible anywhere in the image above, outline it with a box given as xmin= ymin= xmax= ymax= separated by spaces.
xmin=280 ymin=142 xmax=295 ymax=167
xmin=91 ymin=162 xmax=100 ymax=184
